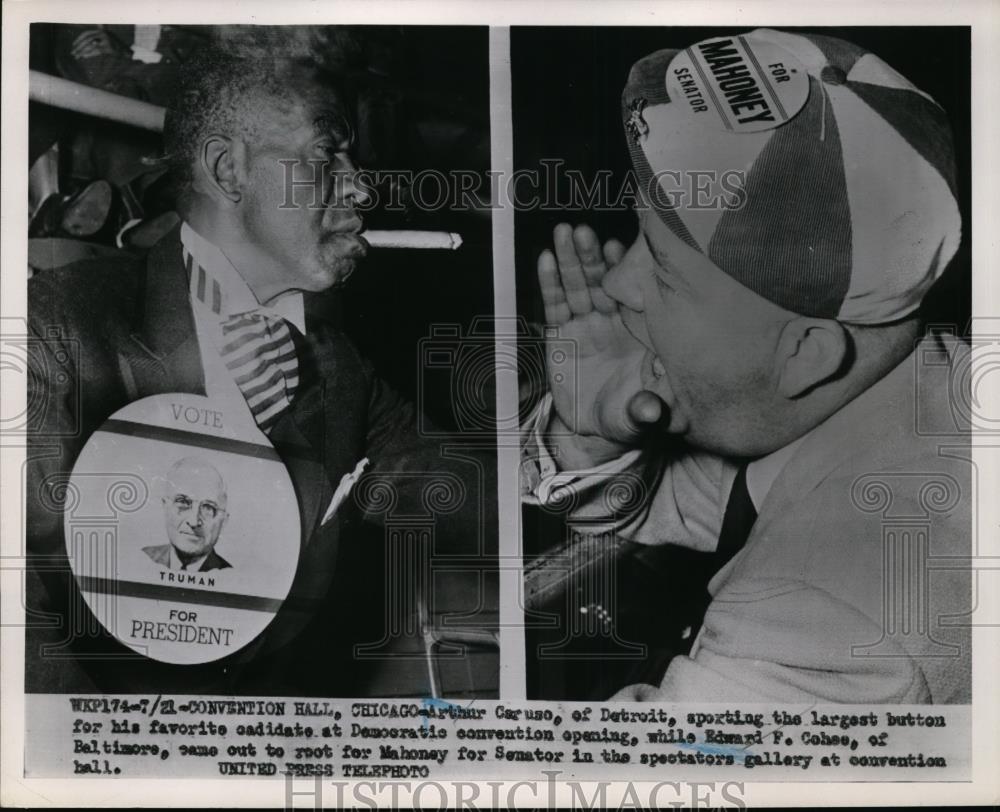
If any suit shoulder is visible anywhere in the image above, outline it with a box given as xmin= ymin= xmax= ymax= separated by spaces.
xmin=142 ymin=545 xmax=170 ymax=565
xmin=29 ymin=251 xmax=146 ymax=324
xmin=203 ymin=551 xmax=232 ymax=571
xmin=311 ymin=323 xmax=375 ymax=379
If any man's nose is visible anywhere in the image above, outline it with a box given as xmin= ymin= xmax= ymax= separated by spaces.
xmin=332 ymin=155 xmax=370 ymax=207
xmin=601 ymin=238 xmax=647 ymax=312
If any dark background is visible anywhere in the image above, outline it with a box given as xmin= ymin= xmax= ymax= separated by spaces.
xmin=27 ymin=25 xmax=498 ymax=698
xmin=512 ymin=26 xmax=972 ymax=335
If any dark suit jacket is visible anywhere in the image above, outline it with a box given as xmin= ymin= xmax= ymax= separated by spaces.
xmin=26 ymin=228 xmax=495 ymax=695
xmin=142 ymin=544 xmax=232 ymax=571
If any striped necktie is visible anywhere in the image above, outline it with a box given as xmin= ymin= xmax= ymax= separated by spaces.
xmin=186 ymin=254 xmax=300 ymax=433
xmin=220 ymin=311 xmax=300 ymax=433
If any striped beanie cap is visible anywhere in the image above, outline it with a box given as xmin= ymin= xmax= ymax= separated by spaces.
xmin=622 ymin=29 xmax=961 ymax=324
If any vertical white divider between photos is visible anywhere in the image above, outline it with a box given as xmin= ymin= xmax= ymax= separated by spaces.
xmin=489 ymin=26 xmax=526 ymax=698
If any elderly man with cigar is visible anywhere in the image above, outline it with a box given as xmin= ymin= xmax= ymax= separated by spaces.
xmin=27 ymin=47 xmax=494 ymax=695
xmin=525 ymin=29 xmax=970 ymax=703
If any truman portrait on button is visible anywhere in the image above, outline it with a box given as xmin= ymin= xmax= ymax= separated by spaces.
xmin=145 ymin=456 xmax=233 ymax=572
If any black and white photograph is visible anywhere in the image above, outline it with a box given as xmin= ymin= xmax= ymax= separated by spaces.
xmin=1 ymin=1 xmax=998 ymax=808
xmin=20 ymin=22 xmax=499 ymax=705
xmin=515 ymin=26 xmax=973 ymax=704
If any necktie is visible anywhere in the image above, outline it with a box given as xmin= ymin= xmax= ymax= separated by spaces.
xmin=219 ymin=311 xmax=300 ymax=433
xmin=713 ymin=462 xmax=758 ymax=570
xmin=681 ymin=462 xmax=758 ymax=654
xmin=185 ymin=253 xmax=300 ymax=434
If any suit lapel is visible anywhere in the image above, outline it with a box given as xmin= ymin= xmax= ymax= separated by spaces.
xmin=269 ymin=384 xmax=330 ymax=548
xmin=299 ymin=313 xmax=355 ymax=506
xmin=120 ymin=227 xmax=205 ymax=397
xmin=271 ymin=314 xmax=334 ymax=545
xmin=199 ymin=550 xmax=231 ymax=572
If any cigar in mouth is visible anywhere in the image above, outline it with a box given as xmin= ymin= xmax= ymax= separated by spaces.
xmin=361 ymin=230 xmax=463 ymax=250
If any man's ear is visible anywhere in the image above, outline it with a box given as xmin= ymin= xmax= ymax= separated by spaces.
xmin=774 ymin=317 xmax=849 ymax=398
xmin=196 ymin=135 xmax=245 ymax=205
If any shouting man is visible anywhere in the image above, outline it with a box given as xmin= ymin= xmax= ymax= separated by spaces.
xmin=525 ymin=29 xmax=971 ymax=703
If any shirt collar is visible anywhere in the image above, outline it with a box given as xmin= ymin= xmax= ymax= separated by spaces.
xmin=180 ymin=222 xmax=306 ymax=333
xmin=169 ymin=545 xmax=208 ymax=572
xmin=744 ymin=433 xmax=808 ymax=513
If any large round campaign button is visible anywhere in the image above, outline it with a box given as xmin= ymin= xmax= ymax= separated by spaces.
xmin=666 ymin=34 xmax=810 ymax=133
xmin=64 ymin=394 xmax=300 ymax=664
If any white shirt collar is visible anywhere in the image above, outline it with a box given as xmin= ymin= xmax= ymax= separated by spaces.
xmin=744 ymin=433 xmax=807 ymax=513
xmin=180 ymin=222 xmax=306 ymax=333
